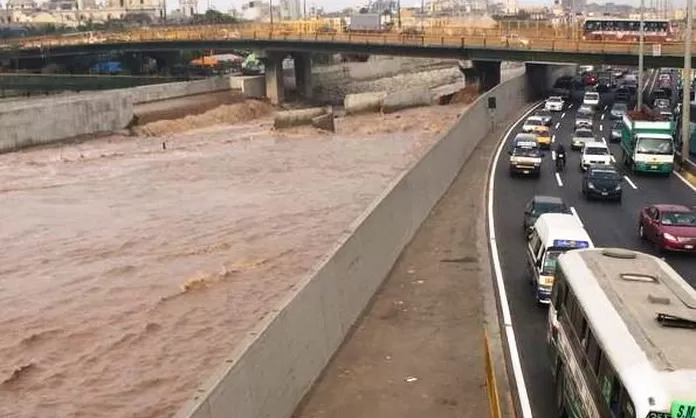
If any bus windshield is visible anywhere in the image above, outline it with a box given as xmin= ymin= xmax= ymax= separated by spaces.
xmin=636 ymin=138 xmax=673 ymax=154
xmin=542 ymin=250 xmax=563 ymax=275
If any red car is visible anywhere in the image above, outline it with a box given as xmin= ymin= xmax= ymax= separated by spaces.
xmin=638 ymin=204 xmax=696 ymax=252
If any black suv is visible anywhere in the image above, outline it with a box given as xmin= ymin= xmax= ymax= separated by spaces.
xmin=523 ymin=195 xmax=571 ymax=235
xmin=582 ymin=165 xmax=623 ymax=202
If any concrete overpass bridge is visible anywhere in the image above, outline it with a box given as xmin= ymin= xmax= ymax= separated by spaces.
xmin=1 ymin=24 xmax=692 ymax=103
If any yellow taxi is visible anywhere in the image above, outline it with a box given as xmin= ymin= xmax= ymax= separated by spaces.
xmin=534 ymin=126 xmax=552 ymax=149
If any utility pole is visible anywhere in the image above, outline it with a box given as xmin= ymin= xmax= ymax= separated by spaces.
xmin=637 ymin=0 xmax=645 ymax=110
xmin=270 ymin=0 xmax=274 ymax=26
xmin=681 ymin=0 xmax=693 ymax=166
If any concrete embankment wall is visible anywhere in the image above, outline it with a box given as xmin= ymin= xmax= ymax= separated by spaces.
xmin=175 ymin=64 xmax=574 ymax=418
xmin=0 ymin=75 xmax=264 ymax=153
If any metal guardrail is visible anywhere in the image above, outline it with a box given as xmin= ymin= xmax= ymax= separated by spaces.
xmin=484 ymin=330 xmax=502 ymax=418
xmin=0 ymin=25 xmax=694 ymax=57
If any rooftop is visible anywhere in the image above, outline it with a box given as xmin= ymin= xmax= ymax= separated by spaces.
xmin=577 ymin=249 xmax=696 ymax=372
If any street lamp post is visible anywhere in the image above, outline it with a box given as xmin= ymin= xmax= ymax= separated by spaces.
xmin=681 ymin=0 xmax=693 ymax=166
xmin=269 ymin=0 xmax=274 ymax=26
xmin=420 ymin=0 xmax=425 ymax=32
xmin=637 ymin=0 xmax=645 ymax=110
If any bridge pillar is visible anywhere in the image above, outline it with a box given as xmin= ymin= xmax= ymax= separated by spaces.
xmin=293 ymin=52 xmax=313 ymax=100
xmin=263 ymin=52 xmax=285 ymax=105
xmin=472 ymin=60 xmax=501 ymax=92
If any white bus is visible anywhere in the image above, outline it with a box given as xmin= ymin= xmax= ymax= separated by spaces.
xmin=548 ymin=248 xmax=696 ymax=418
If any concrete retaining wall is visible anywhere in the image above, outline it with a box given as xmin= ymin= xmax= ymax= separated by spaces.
xmin=174 ymin=71 xmax=531 ymax=418
xmin=0 ymin=94 xmax=132 ymax=153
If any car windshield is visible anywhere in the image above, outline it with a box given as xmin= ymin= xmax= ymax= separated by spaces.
xmin=589 ymin=169 xmax=621 ymax=179
xmin=612 ymin=104 xmax=627 ymax=111
xmin=536 ymin=110 xmax=551 ymax=117
xmin=532 ymin=202 xmax=568 ymax=215
xmin=548 ymin=97 xmax=562 ymax=103
xmin=636 ymin=138 xmax=673 ymax=155
xmin=612 ymin=122 xmax=622 ymax=130
xmin=542 ymin=250 xmax=563 ymax=275
xmin=513 ymin=146 xmax=541 ymax=157
xmin=579 ymin=106 xmax=592 ymax=112
xmin=585 ymin=93 xmax=599 ymax=100
xmin=526 ymin=119 xmax=542 ymax=125
xmin=655 ymin=99 xmax=669 ymax=107
xmin=585 ymin=147 xmax=609 ymax=155
xmin=515 ymin=134 xmax=537 ymax=143
xmin=576 ymin=130 xmax=593 ymax=138
xmin=661 ymin=211 xmax=696 ymax=226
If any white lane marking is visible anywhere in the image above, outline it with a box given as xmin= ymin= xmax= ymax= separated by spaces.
xmin=555 ymin=172 xmax=564 ymax=187
xmin=599 ymin=124 xmax=603 ymax=131
xmin=570 ymin=206 xmax=583 ymax=225
xmin=561 ymin=112 xmax=566 ymax=118
xmin=675 ymin=171 xmax=696 ymax=193
xmin=601 ymin=114 xmax=605 ymax=120
xmin=554 ymin=122 xmax=560 ymax=129
xmin=487 ymin=102 xmax=540 ymax=418
xmin=604 ymin=105 xmax=608 ymax=111
xmin=610 ymin=155 xmax=616 ymax=163
xmin=624 ymin=175 xmax=638 ymax=189
xmin=568 ymin=103 xmax=573 ymax=109
xmin=551 ymin=135 xmax=556 ymax=143
xmin=552 ymin=150 xmax=557 ymax=160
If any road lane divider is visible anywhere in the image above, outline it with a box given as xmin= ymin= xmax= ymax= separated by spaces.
xmin=561 ymin=112 xmax=566 ymax=118
xmin=675 ymin=170 xmax=696 ymax=193
xmin=555 ymin=172 xmax=564 ymax=187
xmin=601 ymin=114 xmax=605 ymax=120
xmin=554 ymin=122 xmax=560 ymax=129
xmin=623 ymin=176 xmax=638 ymax=189
xmin=599 ymin=125 xmax=603 ymax=131
xmin=487 ymin=101 xmax=543 ymax=418
xmin=551 ymin=135 xmax=556 ymax=143
xmin=570 ymin=207 xmax=583 ymax=225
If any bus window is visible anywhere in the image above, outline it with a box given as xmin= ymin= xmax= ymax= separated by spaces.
xmin=551 ymin=270 xmax=568 ymax=307
xmin=586 ymin=331 xmax=602 ymax=375
xmin=609 ymin=376 xmax=621 ymax=417
xmin=619 ymin=387 xmax=636 ymax=418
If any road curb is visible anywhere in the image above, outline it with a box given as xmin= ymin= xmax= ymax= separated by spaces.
xmin=477 ymin=102 xmax=541 ymax=418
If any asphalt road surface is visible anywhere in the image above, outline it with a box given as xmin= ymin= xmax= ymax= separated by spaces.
xmin=490 ymin=89 xmax=696 ymax=418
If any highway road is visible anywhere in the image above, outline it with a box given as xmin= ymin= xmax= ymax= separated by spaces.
xmin=489 ymin=87 xmax=696 ymax=418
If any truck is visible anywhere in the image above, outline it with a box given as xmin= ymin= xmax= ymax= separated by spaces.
xmin=345 ymin=13 xmax=393 ymax=33
xmin=620 ymin=111 xmax=675 ymax=176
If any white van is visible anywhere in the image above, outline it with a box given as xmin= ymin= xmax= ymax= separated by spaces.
xmin=526 ymin=213 xmax=594 ymax=305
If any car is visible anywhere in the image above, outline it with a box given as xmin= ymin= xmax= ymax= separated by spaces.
xmin=583 ymin=91 xmax=601 ymax=108
xmin=596 ymin=78 xmax=612 ymax=93
xmin=545 ymin=96 xmax=564 ymax=112
xmin=571 ymin=128 xmax=596 ymax=150
xmin=658 ymin=73 xmax=671 ymax=83
xmin=577 ymin=104 xmax=594 ymax=116
xmin=508 ymin=141 xmax=544 ymax=176
xmin=610 ymin=121 xmax=623 ymax=142
xmin=581 ymin=142 xmax=612 ymax=170
xmin=500 ymin=33 xmax=530 ymax=47
xmin=535 ymin=125 xmax=552 ymax=149
xmin=523 ymin=195 xmax=571 ymax=235
xmin=583 ymin=72 xmax=598 ymax=85
xmin=614 ymin=88 xmax=630 ymax=103
xmin=638 ymin=204 xmax=696 ymax=252
xmin=582 ymin=165 xmax=623 ymax=202
xmin=610 ymin=103 xmax=628 ymax=119
xmin=654 ymin=98 xmax=671 ymax=110
xmin=522 ymin=116 xmax=545 ymax=133
xmin=534 ymin=109 xmax=554 ymax=126
xmin=575 ymin=114 xmax=593 ymax=130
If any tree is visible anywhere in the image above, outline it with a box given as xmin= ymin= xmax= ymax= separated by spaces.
xmin=193 ymin=9 xmax=239 ymax=24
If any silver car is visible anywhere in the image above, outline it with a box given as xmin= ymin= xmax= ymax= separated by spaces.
xmin=571 ymin=128 xmax=597 ymax=150
xmin=575 ymin=114 xmax=593 ymax=129
xmin=533 ymin=110 xmax=553 ymax=126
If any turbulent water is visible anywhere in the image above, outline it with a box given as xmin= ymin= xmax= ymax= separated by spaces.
xmin=0 ymin=105 xmax=463 ymax=418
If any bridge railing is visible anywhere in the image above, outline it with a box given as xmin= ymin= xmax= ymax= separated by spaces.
xmin=0 ymin=25 xmax=690 ymax=57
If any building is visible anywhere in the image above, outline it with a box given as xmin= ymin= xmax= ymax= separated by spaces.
xmin=280 ymin=0 xmax=300 ymax=19
xmin=6 ymin=0 xmax=37 ymax=10
xmin=179 ymin=0 xmax=197 ymax=16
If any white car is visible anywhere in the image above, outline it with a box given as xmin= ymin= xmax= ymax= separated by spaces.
xmin=545 ymin=96 xmax=564 ymax=111
xmin=581 ymin=142 xmax=612 ymax=170
xmin=522 ymin=116 xmax=545 ymax=133
xmin=571 ymin=128 xmax=596 ymax=150
xmin=583 ymin=92 xmax=601 ymax=108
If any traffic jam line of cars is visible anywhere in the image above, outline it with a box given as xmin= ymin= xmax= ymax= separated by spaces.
xmin=491 ymin=66 xmax=696 ymax=418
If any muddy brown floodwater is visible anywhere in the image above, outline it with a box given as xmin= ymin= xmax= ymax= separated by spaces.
xmin=0 ymin=102 xmax=469 ymax=418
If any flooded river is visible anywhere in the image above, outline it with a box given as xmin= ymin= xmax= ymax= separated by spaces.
xmin=0 ymin=103 xmax=466 ymax=417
